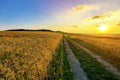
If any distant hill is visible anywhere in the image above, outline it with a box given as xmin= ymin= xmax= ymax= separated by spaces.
xmin=6 ymin=29 xmax=54 ymax=32
xmin=5 ymin=29 xmax=67 ymax=34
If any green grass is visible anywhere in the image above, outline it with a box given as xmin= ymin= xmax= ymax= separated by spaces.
xmin=45 ymin=41 xmax=73 ymax=80
xmin=67 ymin=38 xmax=120 ymax=80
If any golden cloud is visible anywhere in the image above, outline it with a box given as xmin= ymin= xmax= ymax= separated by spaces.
xmin=92 ymin=16 xmax=104 ymax=20
xmin=92 ymin=14 xmax=112 ymax=20
xmin=117 ymin=22 xmax=120 ymax=26
xmin=87 ymin=10 xmax=120 ymax=21
xmin=68 ymin=5 xmax=93 ymax=13
xmin=59 ymin=5 xmax=99 ymax=19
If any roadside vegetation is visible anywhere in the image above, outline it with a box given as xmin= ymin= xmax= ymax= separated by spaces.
xmin=46 ymin=40 xmax=73 ymax=80
xmin=67 ymin=38 xmax=120 ymax=80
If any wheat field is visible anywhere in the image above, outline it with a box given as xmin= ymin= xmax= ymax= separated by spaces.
xmin=68 ymin=34 xmax=120 ymax=71
xmin=0 ymin=31 xmax=62 ymax=80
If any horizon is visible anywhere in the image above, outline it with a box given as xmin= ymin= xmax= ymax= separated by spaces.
xmin=0 ymin=0 xmax=120 ymax=34
xmin=1 ymin=29 xmax=120 ymax=35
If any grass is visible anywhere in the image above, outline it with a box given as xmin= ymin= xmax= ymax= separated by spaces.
xmin=46 ymin=40 xmax=73 ymax=80
xmin=67 ymin=38 xmax=120 ymax=80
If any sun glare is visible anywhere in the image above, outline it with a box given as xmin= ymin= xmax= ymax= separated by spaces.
xmin=99 ymin=25 xmax=107 ymax=31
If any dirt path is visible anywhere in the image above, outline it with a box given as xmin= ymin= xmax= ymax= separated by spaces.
xmin=72 ymin=40 xmax=120 ymax=78
xmin=64 ymin=39 xmax=89 ymax=80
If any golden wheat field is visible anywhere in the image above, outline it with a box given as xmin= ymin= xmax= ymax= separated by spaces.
xmin=0 ymin=31 xmax=62 ymax=80
xmin=68 ymin=34 xmax=120 ymax=71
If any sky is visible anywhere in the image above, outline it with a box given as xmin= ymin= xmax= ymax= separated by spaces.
xmin=0 ymin=0 xmax=120 ymax=34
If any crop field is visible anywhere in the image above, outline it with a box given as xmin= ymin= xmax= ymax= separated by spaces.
xmin=0 ymin=31 xmax=63 ymax=80
xmin=0 ymin=31 xmax=120 ymax=80
xmin=67 ymin=34 xmax=120 ymax=72
xmin=66 ymin=38 xmax=119 ymax=80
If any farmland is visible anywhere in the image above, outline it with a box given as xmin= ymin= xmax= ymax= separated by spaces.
xmin=0 ymin=31 xmax=120 ymax=80
xmin=66 ymin=37 xmax=120 ymax=80
xmin=0 ymin=31 xmax=63 ymax=79
xmin=67 ymin=34 xmax=120 ymax=72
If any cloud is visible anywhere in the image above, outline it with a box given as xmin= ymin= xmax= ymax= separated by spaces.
xmin=59 ymin=5 xmax=99 ymax=19
xmin=67 ymin=5 xmax=93 ymax=14
xmin=91 ymin=14 xmax=112 ymax=20
xmin=92 ymin=16 xmax=104 ymax=20
xmin=117 ymin=22 xmax=120 ymax=26
xmin=72 ymin=25 xmax=79 ymax=27
xmin=87 ymin=10 xmax=120 ymax=21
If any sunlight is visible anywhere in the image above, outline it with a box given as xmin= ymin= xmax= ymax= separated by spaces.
xmin=99 ymin=25 xmax=108 ymax=31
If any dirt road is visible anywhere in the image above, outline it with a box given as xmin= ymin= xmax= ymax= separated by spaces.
xmin=64 ymin=39 xmax=89 ymax=80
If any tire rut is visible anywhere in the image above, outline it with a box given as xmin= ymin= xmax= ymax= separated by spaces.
xmin=64 ymin=38 xmax=89 ymax=80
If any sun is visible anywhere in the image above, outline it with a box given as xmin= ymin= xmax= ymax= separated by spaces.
xmin=99 ymin=25 xmax=107 ymax=31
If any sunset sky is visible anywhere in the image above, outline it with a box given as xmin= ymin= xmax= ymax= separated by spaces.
xmin=0 ymin=0 xmax=120 ymax=33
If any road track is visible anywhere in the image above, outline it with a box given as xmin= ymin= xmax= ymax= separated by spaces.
xmin=64 ymin=38 xmax=89 ymax=80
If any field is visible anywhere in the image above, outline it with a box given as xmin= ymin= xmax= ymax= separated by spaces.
xmin=0 ymin=31 xmax=120 ymax=80
xmin=66 ymin=37 xmax=120 ymax=80
xmin=67 ymin=34 xmax=120 ymax=71
xmin=0 ymin=31 xmax=63 ymax=79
